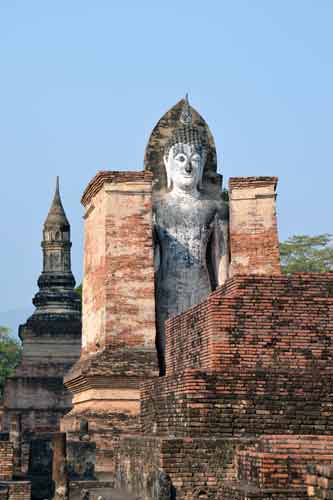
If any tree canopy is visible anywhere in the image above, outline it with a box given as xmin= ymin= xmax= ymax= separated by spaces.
xmin=280 ymin=234 xmax=333 ymax=274
xmin=0 ymin=326 xmax=22 ymax=398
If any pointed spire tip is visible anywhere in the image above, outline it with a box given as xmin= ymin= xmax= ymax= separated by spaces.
xmin=44 ymin=176 xmax=69 ymax=228
xmin=180 ymin=93 xmax=192 ymax=126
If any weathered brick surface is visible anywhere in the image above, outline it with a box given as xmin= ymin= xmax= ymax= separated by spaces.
xmin=0 ymin=442 xmax=13 ymax=481
xmin=237 ymin=435 xmax=333 ymax=489
xmin=141 ymin=369 xmax=333 ymax=437
xmin=79 ymin=171 xmax=156 ymax=357
xmin=115 ymin=436 xmax=163 ymax=498
xmin=306 ymin=464 xmax=333 ymax=499
xmin=81 ymin=170 xmax=153 ymax=207
xmin=115 ymin=436 xmax=241 ymax=500
xmin=165 ymin=274 xmax=333 ymax=375
xmin=0 ymin=487 xmax=7 ymax=500
xmin=229 ymin=177 xmax=280 ymax=276
xmin=127 ymin=274 xmax=333 ymax=499
xmin=142 ymin=275 xmax=333 ymax=437
xmin=63 ymin=171 xmax=158 ymax=478
xmin=220 ymin=483 xmax=308 ymax=500
xmin=0 ymin=482 xmax=31 ymax=500
xmin=219 ymin=436 xmax=333 ymax=500
xmin=6 ymin=482 xmax=31 ymax=500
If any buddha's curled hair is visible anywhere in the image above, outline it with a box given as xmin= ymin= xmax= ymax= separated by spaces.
xmin=164 ymin=95 xmax=208 ymax=160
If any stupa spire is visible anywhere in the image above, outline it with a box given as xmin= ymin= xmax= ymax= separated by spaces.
xmin=44 ymin=176 xmax=69 ymax=228
xmin=31 ymin=178 xmax=80 ymax=317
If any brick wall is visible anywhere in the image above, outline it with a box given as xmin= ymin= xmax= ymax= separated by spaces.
xmin=0 ymin=482 xmax=31 ymax=500
xmin=143 ymin=275 xmax=333 ymax=438
xmin=115 ymin=436 xmax=163 ymax=499
xmin=229 ymin=177 xmax=280 ymax=276
xmin=115 ymin=436 xmax=240 ymax=500
xmin=165 ymin=274 xmax=333 ymax=375
xmin=141 ymin=368 xmax=333 ymax=437
xmin=238 ymin=436 xmax=333 ymax=490
xmin=0 ymin=442 xmax=13 ymax=481
xmin=7 ymin=482 xmax=31 ymax=500
xmin=219 ymin=436 xmax=333 ymax=500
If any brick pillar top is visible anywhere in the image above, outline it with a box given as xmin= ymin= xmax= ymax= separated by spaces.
xmin=229 ymin=176 xmax=278 ymax=192
xmin=81 ymin=170 xmax=153 ymax=207
xmin=228 ymin=176 xmax=281 ymax=276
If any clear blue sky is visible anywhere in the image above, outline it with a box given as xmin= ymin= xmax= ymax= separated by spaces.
xmin=0 ymin=1 xmax=332 ymax=328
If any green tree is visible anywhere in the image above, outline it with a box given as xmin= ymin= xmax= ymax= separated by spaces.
xmin=280 ymin=234 xmax=333 ymax=273
xmin=75 ymin=283 xmax=82 ymax=297
xmin=0 ymin=326 xmax=22 ymax=398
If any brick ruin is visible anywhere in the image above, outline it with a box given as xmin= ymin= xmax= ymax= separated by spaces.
xmin=1 ymin=98 xmax=333 ymax=500
xmin=57 ymin=100 xmax=333 ymax=500
xmin=61 ymin=171 xmax=158 ymax=483
xmin=0 ymin=179 xmax=81 ymax=499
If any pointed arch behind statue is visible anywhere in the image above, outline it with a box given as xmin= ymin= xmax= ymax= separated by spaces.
xmin=144 ymin=98 xmax=222 ymax=194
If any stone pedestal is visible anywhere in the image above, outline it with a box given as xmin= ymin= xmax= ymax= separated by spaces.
xmin=2 ymin=315 xmax=81 ymax=441
xmin=229 ymin=176 xmax=280 ymax=276
xmin=62 ymin=171 xmax=158 ymax=477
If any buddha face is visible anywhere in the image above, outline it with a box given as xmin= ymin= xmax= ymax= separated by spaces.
xmin=164 ymin=143 xmax=206 ymax=195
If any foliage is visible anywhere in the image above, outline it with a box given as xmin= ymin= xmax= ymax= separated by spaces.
xmin=0 ymin=326 xmax=22 ymax=398
xmin=75 ymin=283 xmax=82 ymax=297
xmin=221 ymin=188 xmax=229 ymax=203
xmin=280 ymin=234 xmax=333 ymax=274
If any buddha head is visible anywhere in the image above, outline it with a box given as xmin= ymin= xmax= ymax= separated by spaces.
xmin=163 ymin=96 xmax=208 ymax=195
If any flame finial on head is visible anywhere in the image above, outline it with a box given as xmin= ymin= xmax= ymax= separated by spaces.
xmin=179 ymin=93 xmax=192 ymax=125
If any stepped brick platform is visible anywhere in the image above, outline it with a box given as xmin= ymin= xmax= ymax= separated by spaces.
xmin=165 ymin=273 xmax=333 ymax=375
xmin=221 ymin=436 xmax=333 ymax=499
xmin=115 ymin=274 xmax=333 ymax=499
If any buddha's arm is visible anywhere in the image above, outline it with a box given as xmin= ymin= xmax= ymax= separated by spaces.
xmin=211 ymin=207 xmax=230 ymax=286
xmin=153 ymin=226 xmax=161 ymax=274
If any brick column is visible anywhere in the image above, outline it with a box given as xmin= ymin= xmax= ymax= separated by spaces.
xmin=80 ymin=171 xmax=156 ymax=356
xmin=62 ymin=171 xmax=158 ymax=477
xmin=229 ymin=176 xmax=281 ymax=276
